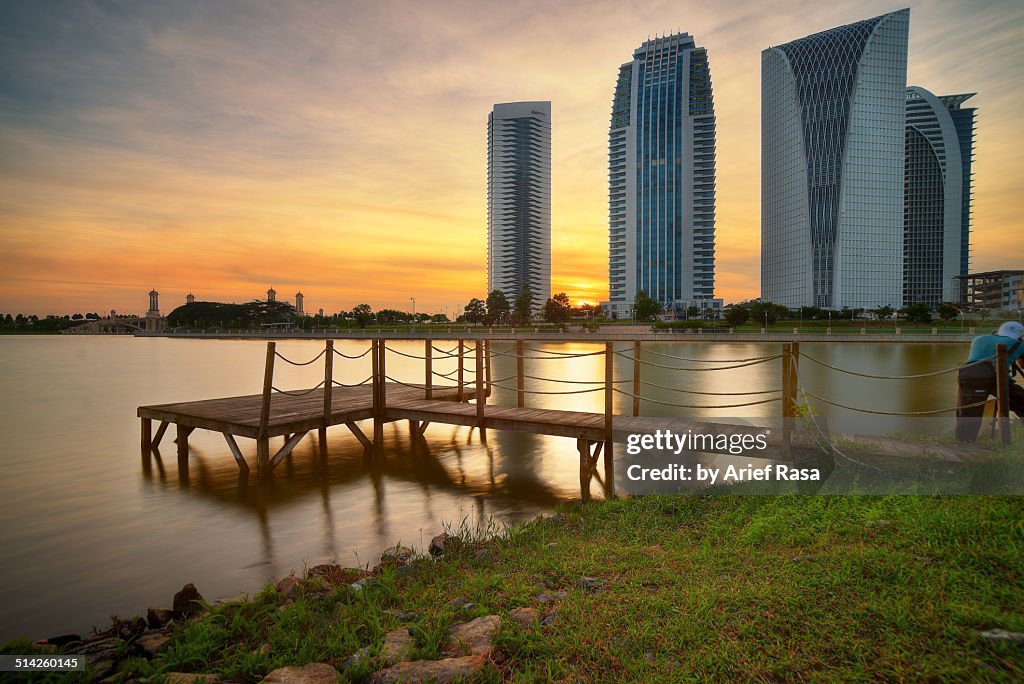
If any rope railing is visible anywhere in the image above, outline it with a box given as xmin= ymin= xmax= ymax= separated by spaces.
xmin=799 ymin=352 xmax=977 ymax=380
xmin=639 ymin=379 xmax=781 ymax=396
xmin=488 ymin=382 xmax=605 ymax=395
xmin=334 ymin=347 xmax=373 ymax=360
xmin=333 ymin=377 xmax=373 ymax=388
xmin=384 ymin=346 xmax=430 ymax=360
xmin=614 ymin=351 xmax=783 ymax=372
xmin=523 ymin=347 xmax=609 ymax=358
xmin=431 ymin=344 xmax=460 ymax=356
xmin=641 ymin=348 xmax=782 ymax=364
xmin=522 ymin=374 xmax=629 ymax=385
xmin=612 ymin=387 xmax=782 ymax=409
xmin=490 ymin=348 xmax=607 ymax=360
xmin=797 ymin=389 xmax=988 ymax=416
xmin=271 ymin=380 xmax=326 ymax=397
xmin=432 ymin=368 xmax=459 ymax=378
xmin=274 ymin=349 xmax=327 ymax=366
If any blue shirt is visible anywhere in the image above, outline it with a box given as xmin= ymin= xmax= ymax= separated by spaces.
xmin=967 ymin=334 xmax=1024 ymax=375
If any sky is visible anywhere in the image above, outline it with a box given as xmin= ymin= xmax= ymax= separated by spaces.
xmin=1 ymin=0 xmax=1022 ymax=317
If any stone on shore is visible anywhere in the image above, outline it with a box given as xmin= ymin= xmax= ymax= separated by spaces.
xmin=261 ymin=662 xmax=340 ymax=683
xmin=172 ymin=583 xmax=205 ymax=618
xmin=444 ymin=615 xmax=500 ymax=657
xmin=507 ymin=607 xmax=540 ymax=631
xmin=137 ymin=631 xmax=172 ymax=657
xmin=167 ymin=674 xmax=222 ymax=684
xmin=380 ymin=628 xmax=415 ymax=665
xmin=147 ymin=606 xmax=175 ymax=628
xmin=429 ymin=533 xmax=461 ymax=557
xmin=276 ymin=575 xmax=301 ymax=600
xmin=979 ymin=629 xmax=1024 ymax=646
xmin=372 ymin=656 xmax=486 ymax=684
xmin=379 ymin=545 xmax=415 ymax=567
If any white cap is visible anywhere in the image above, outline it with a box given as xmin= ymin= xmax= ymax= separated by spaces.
xmin=997 ymin=321 xmax=1024 ymax=340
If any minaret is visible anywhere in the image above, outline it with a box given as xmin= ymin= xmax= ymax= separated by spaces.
xmin=267 ymin=287 xmax=276 ymax=303
xmin=186 ymin=292 xmax=195 ymax=304
xmin=318 ymin=307 xmax=324 ymax=318
xmin=295 ymin=292 xmax=304 ymax=314
xmin=145 ymin=289 xmax=163 ymax=332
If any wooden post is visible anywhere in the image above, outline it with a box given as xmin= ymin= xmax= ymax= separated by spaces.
xmin=379 ymin=337 xmax=387 ymax=414
xmin=176 ymin=423 xmax=189 ymax=464
xmin=632 ymin=341 xmax=641 ymax=417
xmin=141 ymin=418 xmax=152 ymax=458
xmin=323 ymin=340 xmax=334 ymax=427
xmin=424 ymin=339 xmax=432 ymax=400
xmin=516 ymin=339 xmax=525 ymax=408
xmin=484 ymin=339 xmax=492 ymax=395
xmin=578 ymin=438 xmax=592 ymax=502
xmin=371 ymin=339 xmax=382 ymax=450
xmin=604 ymin=341 xmax=615 ymax=498
xmin=258 ymin=342 xmax=276 ymax=473
xmin=996 ymin=344 xmax=1011 ymax=445
xmin=457 ymin=339 xmax=465 ymax=402
xmin=475 ymin=340 xmax=485 ymax=429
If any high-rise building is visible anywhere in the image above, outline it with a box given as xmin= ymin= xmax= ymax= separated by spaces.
xmin=487 ymin=101 xmax=551 ymax=308
xmin=607 ymin=33 xmax=720 ymax=319
xmin=761 ymin=9 xmax=910 ymax=309
xmin=903 ymin=88 xmax=976 ymax=306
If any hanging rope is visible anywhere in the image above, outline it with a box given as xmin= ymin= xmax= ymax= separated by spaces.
xmin=489 ymin=348 xmax=608 ymax=360
xmin=274 ymin=349 xmax=326 ymax=366
xmin=797 ymin=390 xmax=988 ymax=416
xmin=611 ymin=387 xmax=781 ymax=409
xmin=799 ymin=353 xmax=977 ymax=379
xmin=523 ymin=347 xmax=609 ymax=358
xmin=640 ymin=348 xmax=782 ymax=364
xmin=334 ymin=347 xmax=372 ymax=360
xmin=488 ymin=382 xmax=605 ymax=395
xmin=271 ymin=380 xmax=326 ymax=396
xmin=639 ymin=379 xmax=781 ymax=396
xmin=332 ymin=377 xmax=373 ymax=388
xmin=615 ymin=351 xmax=783 ymax=372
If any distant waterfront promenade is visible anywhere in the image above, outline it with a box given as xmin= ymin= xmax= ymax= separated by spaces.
xmin=136 ymin=328 xmax=978 ymax=343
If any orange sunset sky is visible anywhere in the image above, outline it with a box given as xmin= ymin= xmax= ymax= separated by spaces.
xmin=1 ymin=0 xmax=1022 ymax=317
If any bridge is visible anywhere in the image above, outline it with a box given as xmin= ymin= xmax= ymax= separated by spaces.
xmin=64 ymin=316 xmax=145 ymax=335
xmin=137 ymin=338 xmax=1014 ymax=497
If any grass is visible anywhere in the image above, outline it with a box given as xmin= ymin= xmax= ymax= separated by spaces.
xmin=6 ymin=491 xmax=1022 ymax=682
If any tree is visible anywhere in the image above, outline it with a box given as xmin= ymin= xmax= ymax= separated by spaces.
xmin=485 ymin=290 xmax=510 ymax=325
xmin=513 ymin=285 xmax=534 ymax=325
xmin=543 ymin=293 xmax=572 ymax=324
xmin=431 ymin=313 xmax=449 ymax=323
xmin=351 ymin=303 xmax=374 ymax=329
xmin=747 ymin=299 xmax=786 ymax=327
xmin=633 ymin=290 xmax=663 ymax=321
xmin=686 ymin=305 xmax=702 ymax=320
xmin=977 ymin=308 xmax=991 ymax=321
xmin=800 ymin=306 xmax=824 ymax=320
xmin=723 ymin=303 xmax=750 ymax=327
xmin=463 ymin=298 xmax=486 ymax=324
xmin=937 ymin=302 xmax=959 ymax=322
xmin=72 ymin=313 xmax=83 ymax=320
xmin=902 ymin=303 xmax=932 ymax=325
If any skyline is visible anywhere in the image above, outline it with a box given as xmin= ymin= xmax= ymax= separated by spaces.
xmin=1 ymin=0 xmax=1022 ymax=316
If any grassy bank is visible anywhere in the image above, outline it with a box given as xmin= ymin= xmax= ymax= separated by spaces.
xmin=6 ymin=494 xmax=1022 ymax=682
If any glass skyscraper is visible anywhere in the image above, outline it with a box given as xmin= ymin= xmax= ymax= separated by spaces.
xmin=607 ymin=33 xmax=720 ymax=320
xmin=487 ymin=101 xmax=551 ymax=307
xmin=761 ymin=9 xmax=909 ymax=309
xmin=903 ymin=88 xmax=976 ymax=306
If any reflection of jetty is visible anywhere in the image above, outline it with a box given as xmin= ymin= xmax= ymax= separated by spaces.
xmin=138 ymin=339 xmax=1009 ymax=497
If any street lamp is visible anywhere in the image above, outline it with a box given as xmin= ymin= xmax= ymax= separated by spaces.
xmin=410 ymin=297 xmax=416 ymax=332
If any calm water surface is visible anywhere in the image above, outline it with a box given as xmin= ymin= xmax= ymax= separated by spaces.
xmin=0 ymin=336 xmax=969 ymax=641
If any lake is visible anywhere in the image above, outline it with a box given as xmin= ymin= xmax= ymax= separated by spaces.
xmin=0 ymin=335 xmax=970 ymax=642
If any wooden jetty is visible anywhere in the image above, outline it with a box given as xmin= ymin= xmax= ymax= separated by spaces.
xmin=139 ymin=338 xmax=1010 ymax=495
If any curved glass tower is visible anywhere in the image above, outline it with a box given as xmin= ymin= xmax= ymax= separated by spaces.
xmin=761 ymin=9 xmax=909 ymax=309
xmin=487 ymin=101 xmax=551 ymax=306
xmin=607 ymin=33 xmax=720 ymax=320
xmin=903 ymin=88 xmax=976 ymax=306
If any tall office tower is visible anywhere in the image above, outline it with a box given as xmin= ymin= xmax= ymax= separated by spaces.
xmin=903 ymin=88 xmax=977 ymax=306
xmin=762 ymin=9 xmax=909 ymax=309
xmin=487 ymin=101 xmax=551 ymax=307
xmin=607 ymin=33 xmax=720 ymax=320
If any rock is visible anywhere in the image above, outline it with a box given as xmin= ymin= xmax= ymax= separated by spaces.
xmin=147 ymin=606 xmax=175 ymax=628
xmin=449 ymin=596 xmax=470 ymax=608
xmin=541 ymin=612 xmax=556 ymax=627
xmin=384 ymin=609 xmax=418 ymax=622
xmin=380 ymin=628 xmax=415 ymax=665
xmin=979 ymin=629 xmax=1024 ymax=646
xmin=258 ymin=643 xmax=271 ymax=656
xmin=137 ymin=631 xmax=172 ymax=657
xmin=429 ymin=533 xmax=461 ymax=557
xmin=276 ymin=575 xmax=301 ymax=600
xmin=66 ymin=635 xmax=119 ymax=659
xmin=214 ymin=592 xmax=251 ymax=605
xmin=444 ymin=615 xmax=500 ymax=656
xmin=546 ymin=542 xmax=558 ymax=548
xmin=166 ymin=674 xmax=222 ymax=683
xmin=578 ymin=577 xmax=606 ymax=593
xmin=536 ymin=591 xmax=567 ymax=602
xmin=342 ymin=646 xmax=370 ymax=671
xmin=866 ymin=519 xmax=891 ymax=530
xmin=351 ymin=577 xmax=379 ymax=592
xmin=507 ymin=607 xmax=540 ymax=631
xmin=379 ymin=545 xmax=415 ymax=567
xmin=372 ymin=655 xmax=486 ymax=683
xmin=473 ymin=549 xmax=491 ymax=562
xmin=790 ymin=555 xmax=815 ymax=563
xmin=261 ymin=663 xmax=340 ymax=683
xmin=173 ymin=583 xmax=206 ymax=618
xmin=114 ymin=616 xmax=148 ymax=640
